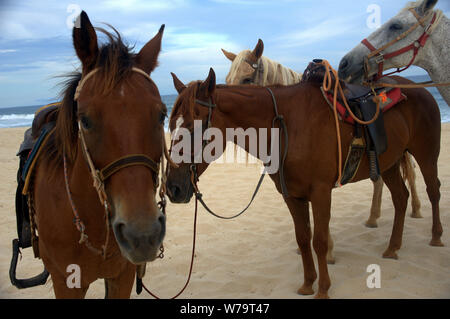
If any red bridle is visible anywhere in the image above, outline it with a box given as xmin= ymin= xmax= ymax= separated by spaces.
xmin=362 ymin=8 xmax=437 ymax=82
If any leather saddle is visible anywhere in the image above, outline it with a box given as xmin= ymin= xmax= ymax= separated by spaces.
xmin=301 ymin=60 xmax=405 ymax=184
xmin=11 ymin=102 xmax=60 ymax=289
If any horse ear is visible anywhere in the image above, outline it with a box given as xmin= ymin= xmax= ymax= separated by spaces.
xmin=171 ymin=72 xmax=186 ymax=94
xmin=252 ymin=39 xmax=264 ymax=59
xmin=221 ymin=48 xmax=237 ymax=62
xmin=199 ymin=68 xmax=216 ymax=96
xmin=73 ymin=11 xmax=99 ymax=72
xmin=135 ymin=24 xmax=165 ymax=74
xmin=417 ymin=0 xmax=438 ymax=16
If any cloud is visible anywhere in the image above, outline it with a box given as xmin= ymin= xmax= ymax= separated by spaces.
xmin=0 ymin=49 xmax=17 ymax=53
xmin=100 ymin=0 xmax=187 ymax=12
xmin=277 ymin=17 xmax=362 ymax=48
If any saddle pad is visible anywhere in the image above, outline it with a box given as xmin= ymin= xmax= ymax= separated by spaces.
xmin=323 ymin=87 xmax=406 ymax=124
xmin=22 ymin=123 xmax=55 ymax=195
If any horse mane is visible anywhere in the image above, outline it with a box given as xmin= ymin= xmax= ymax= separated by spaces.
xmin=226 ymin=49 xmax=302 ymax=86
xmin=42 ymin=26 xmax=136 ymax=172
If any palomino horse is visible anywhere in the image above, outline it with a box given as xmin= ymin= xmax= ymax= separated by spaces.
xmin=223 ymin=39 xmax=421 ymax=232
xmin=31 ymin=12 xmax=167 ymax=298
xmin=166 ymin=68 xmax=442 ymax=298
xmin=338 ymin=0 xmax=449 ymax=226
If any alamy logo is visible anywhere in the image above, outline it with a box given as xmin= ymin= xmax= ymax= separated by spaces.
xmin=367 ymin=4 xmax=382 ymax=29
xmin=366 ymin=264 xmax=381 ymax=289
xmin=66 ymin=264 xmax=81 ymax=288
xmin=171 ymin=120 xmax=281 ymax=174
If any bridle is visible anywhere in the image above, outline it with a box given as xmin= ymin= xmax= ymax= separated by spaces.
xmin=362 ymin=8 xmax=438 ymax=82
xmin=242 ymin=57 xmax=264 ymax=85
xmin=64 ymin=66 xmax=167 ymax=258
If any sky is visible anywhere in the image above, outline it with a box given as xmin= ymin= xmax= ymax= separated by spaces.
xmin=0 ymin=0 xmax=449 ymax=108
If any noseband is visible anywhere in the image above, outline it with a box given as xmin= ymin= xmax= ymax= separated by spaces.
xmin=64 ymin=66 xmax=165 ymax=258
xmin=362 ymin=8 xmax=438 ymax=82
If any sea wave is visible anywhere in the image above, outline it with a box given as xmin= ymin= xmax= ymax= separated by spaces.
xmin=0 ymin=113 xmax=35 ymax=120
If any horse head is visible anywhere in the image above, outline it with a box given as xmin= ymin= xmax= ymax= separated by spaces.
xmin=338 ymin=0 xmax=440 ymax=84
xmin=165 ymin=69 xmax=219 ymax=203
xmin=63 ymin=11 xmax=167 ymax=264
xmin=222 ymin=39 xmax=264 ymax=85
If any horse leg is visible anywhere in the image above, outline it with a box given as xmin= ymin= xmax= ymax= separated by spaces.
xmin=104 ymin=262 xmax=135 ymax=299
xmin=413 ymin=154 xmax=443 ymax=246
xmin=296 ymin=230 xmax=335 ymax=264
xmin=381 ymin=162 xmax=409 ymax=259
xmin=310 ymin=185 xmax=332 ymax=299
xmin=403 ymin=153 xmax=422 ymax=218
xmin=285 ymin=197 xmax=317 ymax=295
xmin=366 ymin=178 xmax=383 ymax=228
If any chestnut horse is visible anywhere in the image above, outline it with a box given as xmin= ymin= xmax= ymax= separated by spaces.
xmin=223 ymin=39 xmax=421 ymax=232
xmin=166 ymin=68 xmax=442 ymax=298
xmin=31 ymin=12 xmax=167 ymax=298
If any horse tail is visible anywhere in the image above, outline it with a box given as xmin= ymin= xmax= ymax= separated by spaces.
xmin=400 ymin=151 xmax=414 ymax=183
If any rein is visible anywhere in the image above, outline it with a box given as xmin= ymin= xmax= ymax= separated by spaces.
xmin=188 ymin=86 xmax=290 ymax=221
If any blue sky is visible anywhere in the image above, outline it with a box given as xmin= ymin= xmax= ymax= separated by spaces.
xmin=0 ymin=0 xmax=449 ymax=108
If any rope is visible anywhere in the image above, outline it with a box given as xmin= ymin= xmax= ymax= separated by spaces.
xmin=319 ymin=60 xmax=382 ymax=186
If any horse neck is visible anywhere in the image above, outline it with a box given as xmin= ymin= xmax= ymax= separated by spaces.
xmin=212 ymin=86 xmax=283 ymax=160
xmin=259 ymin=57 xmax=302 ymax=86
xmin=414 ymin=14 xmax=450 ymax=105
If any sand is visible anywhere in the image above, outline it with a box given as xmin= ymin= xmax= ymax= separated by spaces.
xmin=0 ymin=125 xmax=449 ymax=299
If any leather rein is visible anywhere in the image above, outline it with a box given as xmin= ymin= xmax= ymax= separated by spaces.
xmin=63 ymin=66 xmax=166 ymax=259
xmin=188 ymin=87 xmax=289 ymax=221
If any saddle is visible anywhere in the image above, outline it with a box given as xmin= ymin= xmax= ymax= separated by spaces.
xmin=302 ymin=60 xmax=406 ymax=185
xmin=10 ymin=102 xmax=60 ymax=289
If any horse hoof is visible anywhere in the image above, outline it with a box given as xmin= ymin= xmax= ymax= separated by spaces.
xmin=382 ymin=250 xmax=398 ymax=259
xmin=314 ymin=292 xmax=330 ymax=299
xmin=365 ymin=220 xmax=378 ymax=228
xmin=297 ymin=285 xmax=314 ymax=296
xmin=327 ymin=256 xmax=336 ymax=265
xmin=411 ymin=212 xmax=423 ymax=218
xmin=296 ymin=248 xmax=302 ymax=255
xmin=429 ymin=239 xmax=444 ymax=247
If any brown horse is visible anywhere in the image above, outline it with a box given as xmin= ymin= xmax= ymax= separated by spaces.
xmin=166 ymin=68 xmax=443 ymax=298
xmin=31 ymin=12 xmax=167 ymax=298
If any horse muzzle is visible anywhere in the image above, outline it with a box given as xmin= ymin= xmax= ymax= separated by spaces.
xmin=112 ymin=211 xmax=166 ymax=264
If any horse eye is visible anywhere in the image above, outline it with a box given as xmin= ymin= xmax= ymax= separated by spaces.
xmin=159 ymin=111 xmax=166 ymax=124
xmin=242 ymin=78 xmax=253 ymax=84
xmin=80 ymin=115 xmax=92 ymax=130
xmin=389 ymin=23 xmax=403 ymax=31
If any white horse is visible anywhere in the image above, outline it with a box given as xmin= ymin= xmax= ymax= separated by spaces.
xmin=337 ymin=0 xmax=449 ymax=226
xmin=339 ymin=0 xmax=449 ymax=104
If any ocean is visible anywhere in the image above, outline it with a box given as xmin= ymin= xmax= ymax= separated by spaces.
xmin=0 ymin=75 xmax=448 ymax=129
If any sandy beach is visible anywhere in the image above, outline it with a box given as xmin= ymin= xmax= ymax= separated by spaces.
xmin=0 ymin=125 xmax=449 ymax=299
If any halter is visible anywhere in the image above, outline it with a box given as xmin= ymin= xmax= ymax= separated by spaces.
xmin=65 ymin=66 xmax=166 ymax=258
xmin=243 ymin=58 xmax=264 ymax=84
xmin=362 ymin=8 xmax=439 ymax=82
